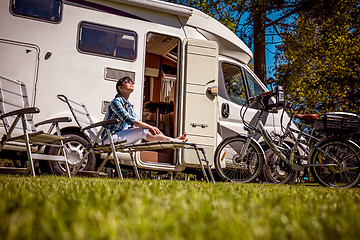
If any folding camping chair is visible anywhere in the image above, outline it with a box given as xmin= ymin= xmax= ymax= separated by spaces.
xmin=0 ymin=76 xmax=72 ymax=177
xmin=114 ymin=141 xmax=216 ymax=183
xmin=58 ymin=94 xmax=215 ymax=183
xmin=57 ymin=94 xmax=133 ymax=179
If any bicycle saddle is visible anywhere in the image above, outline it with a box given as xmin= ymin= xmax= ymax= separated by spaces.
xmin=294 ymin=114 xmax=318 ymax=122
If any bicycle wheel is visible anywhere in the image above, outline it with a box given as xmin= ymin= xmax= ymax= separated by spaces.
xmin=310 ymin=139 xmax=360 ymax=188
xmin=263 ymin=142 xmax=298 ymax=184
xmin=215 ymin=136 xmax=264 ymax=183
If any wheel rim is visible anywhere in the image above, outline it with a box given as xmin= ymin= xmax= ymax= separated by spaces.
xmin=264 ymin=147 xmax=295 ymax=184
xmin=216 ymin=138 xmax=262 ymax=182
xmin=312 ymin=141 xmax=360 ymax=188
xmin=58 ymin=140 xmax=89 ymax=172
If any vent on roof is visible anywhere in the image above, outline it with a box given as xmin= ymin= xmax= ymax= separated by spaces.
xmin=104 ymin=67 xmax=135 ymax=82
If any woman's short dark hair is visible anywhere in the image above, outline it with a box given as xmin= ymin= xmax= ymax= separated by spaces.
xmin=116 ymin=76 xmax=133 ymax=94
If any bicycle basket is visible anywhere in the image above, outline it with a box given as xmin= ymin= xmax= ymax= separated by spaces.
xmin=314 ymin=112 xmax=360 ymax=134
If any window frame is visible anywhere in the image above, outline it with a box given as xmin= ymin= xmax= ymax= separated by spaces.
xmin=219 ymin=61 xmax=266 ymax=109
xmin=77 ymin=21 xmax=138 ymax=61
xmin=219 ymin=61 xmax=250 ymax=106
xmin=243 ymin=67 xmax=265 ymax=98
xmin=9 ymin=0 xmax=63 ymax=24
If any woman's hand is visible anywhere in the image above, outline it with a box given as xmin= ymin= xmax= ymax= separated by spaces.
xmin=134 ymin=119 xmax=163 ymax=135
xmin=148 ymin=125 xmax=163 ymax=135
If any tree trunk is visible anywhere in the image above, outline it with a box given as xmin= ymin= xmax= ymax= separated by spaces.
xmin=253 ymin=0 xmax=267 ymax=83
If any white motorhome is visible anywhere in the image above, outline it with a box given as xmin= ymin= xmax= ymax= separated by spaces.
xmin=0 ymin=0 xmax=285 ymax=178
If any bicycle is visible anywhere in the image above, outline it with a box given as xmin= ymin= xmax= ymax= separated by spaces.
xmin=261 ymin=100 xmax=322 ymax=184
xmin=215 ymin=86 xmax=360 ymax=188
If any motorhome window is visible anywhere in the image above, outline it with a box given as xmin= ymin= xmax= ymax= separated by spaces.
xmin=11 ymin=0 xmax=62 ymax=22
xmin=78 ymin=23 xmax=137 ymax=60
xmin=222 ymin=63 xmax=247 ymax=105
xmin=244 ymin=70 xmax=264 ymax=97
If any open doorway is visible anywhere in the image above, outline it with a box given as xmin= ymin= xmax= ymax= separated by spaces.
xmin=140 ymin=33 xmax=180 ymax=164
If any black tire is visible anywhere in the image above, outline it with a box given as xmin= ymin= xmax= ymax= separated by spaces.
xmin=48 ymin=133 xmax=96 ymax=176
xmin=310 ymin=139 xmax=360 ymax=188
xmin=214 ymin=136 xmax=264 ymax=183
xmin=263 ymin=143 xmax=298 ymax=184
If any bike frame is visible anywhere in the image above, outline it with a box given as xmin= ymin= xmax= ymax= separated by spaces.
xmin=242 ymin=105 xmax=340 ymax=171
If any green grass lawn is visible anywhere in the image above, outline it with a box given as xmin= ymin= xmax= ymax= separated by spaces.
xmin=1 ymin=175 xmax=359 ymax=240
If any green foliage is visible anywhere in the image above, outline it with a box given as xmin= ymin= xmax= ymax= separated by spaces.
xmin=164 ymin=0 xmax=359 ymax=114
xmin=163 ymin=0 xmax=299 ymax=47
xmin=276 ymin=0 xmax=360 ymax=114
xmin=1 ymin=175 xmax=360 ymax=240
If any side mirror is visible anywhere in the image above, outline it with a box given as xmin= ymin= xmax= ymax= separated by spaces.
xmin=276 ymin=85 xmax=285 ymax=109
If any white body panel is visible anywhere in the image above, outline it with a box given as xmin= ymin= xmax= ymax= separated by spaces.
xmin=0 ymin=0 xmax=288 ymax=172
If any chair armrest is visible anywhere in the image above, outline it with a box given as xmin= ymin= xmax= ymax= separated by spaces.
xmin=34 ymin=117 xmax=72 ymax=127
xmin=0 ymin=107 xmax=40 ymax=120
xmin=57 ymin=94 xmax=67 ymax=103
xmin=81 ymin=118 xmax=120 ymax=132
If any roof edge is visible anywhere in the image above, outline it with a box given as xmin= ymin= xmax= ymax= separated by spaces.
xmin=101 ymin=0 xmax=193 ymax=17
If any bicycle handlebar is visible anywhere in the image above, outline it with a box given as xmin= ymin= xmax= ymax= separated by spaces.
xmin=248 ymin=89 xmax=277 ymax=109
xmin=261 ymin=91 xmax=276 ymax=97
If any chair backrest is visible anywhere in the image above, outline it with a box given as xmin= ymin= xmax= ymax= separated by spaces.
xmin=57 ymin=95 xmax=99 ymax=142
xmin=0 ymin=76 xmax=37 ymax=135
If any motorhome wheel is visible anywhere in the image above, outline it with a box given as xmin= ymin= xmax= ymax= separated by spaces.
xmin=262 ymin=142 xmax=298 ymax=184
xmin=48 ymin=133 xmax=96 ymax=176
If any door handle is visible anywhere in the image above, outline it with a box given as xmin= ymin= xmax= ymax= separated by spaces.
xmin=207 ymin=86 xmax=218 ymax=96
xmin=221 ymin=103 xmax=229 ymax=118
xmin=190 ymin=123 xmax=208 ymax=128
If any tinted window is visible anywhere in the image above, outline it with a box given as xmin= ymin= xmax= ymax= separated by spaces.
xmin=11 ymin=0 xmax=62 ymax=22
xmin=222 ymin=63 xmax=247 ymax=105
xmin=78 ymin=22 xmax=137 ymax=60
xmin=245 ymin=70 xmax=264 ymax=97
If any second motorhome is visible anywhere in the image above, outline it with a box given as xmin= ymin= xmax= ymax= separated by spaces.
xmin=0 ymin=0 xmax=287 ymax=179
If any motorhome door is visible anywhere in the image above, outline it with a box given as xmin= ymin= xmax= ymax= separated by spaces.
xmin=182 ymin=39 xmax=219 ymax=166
